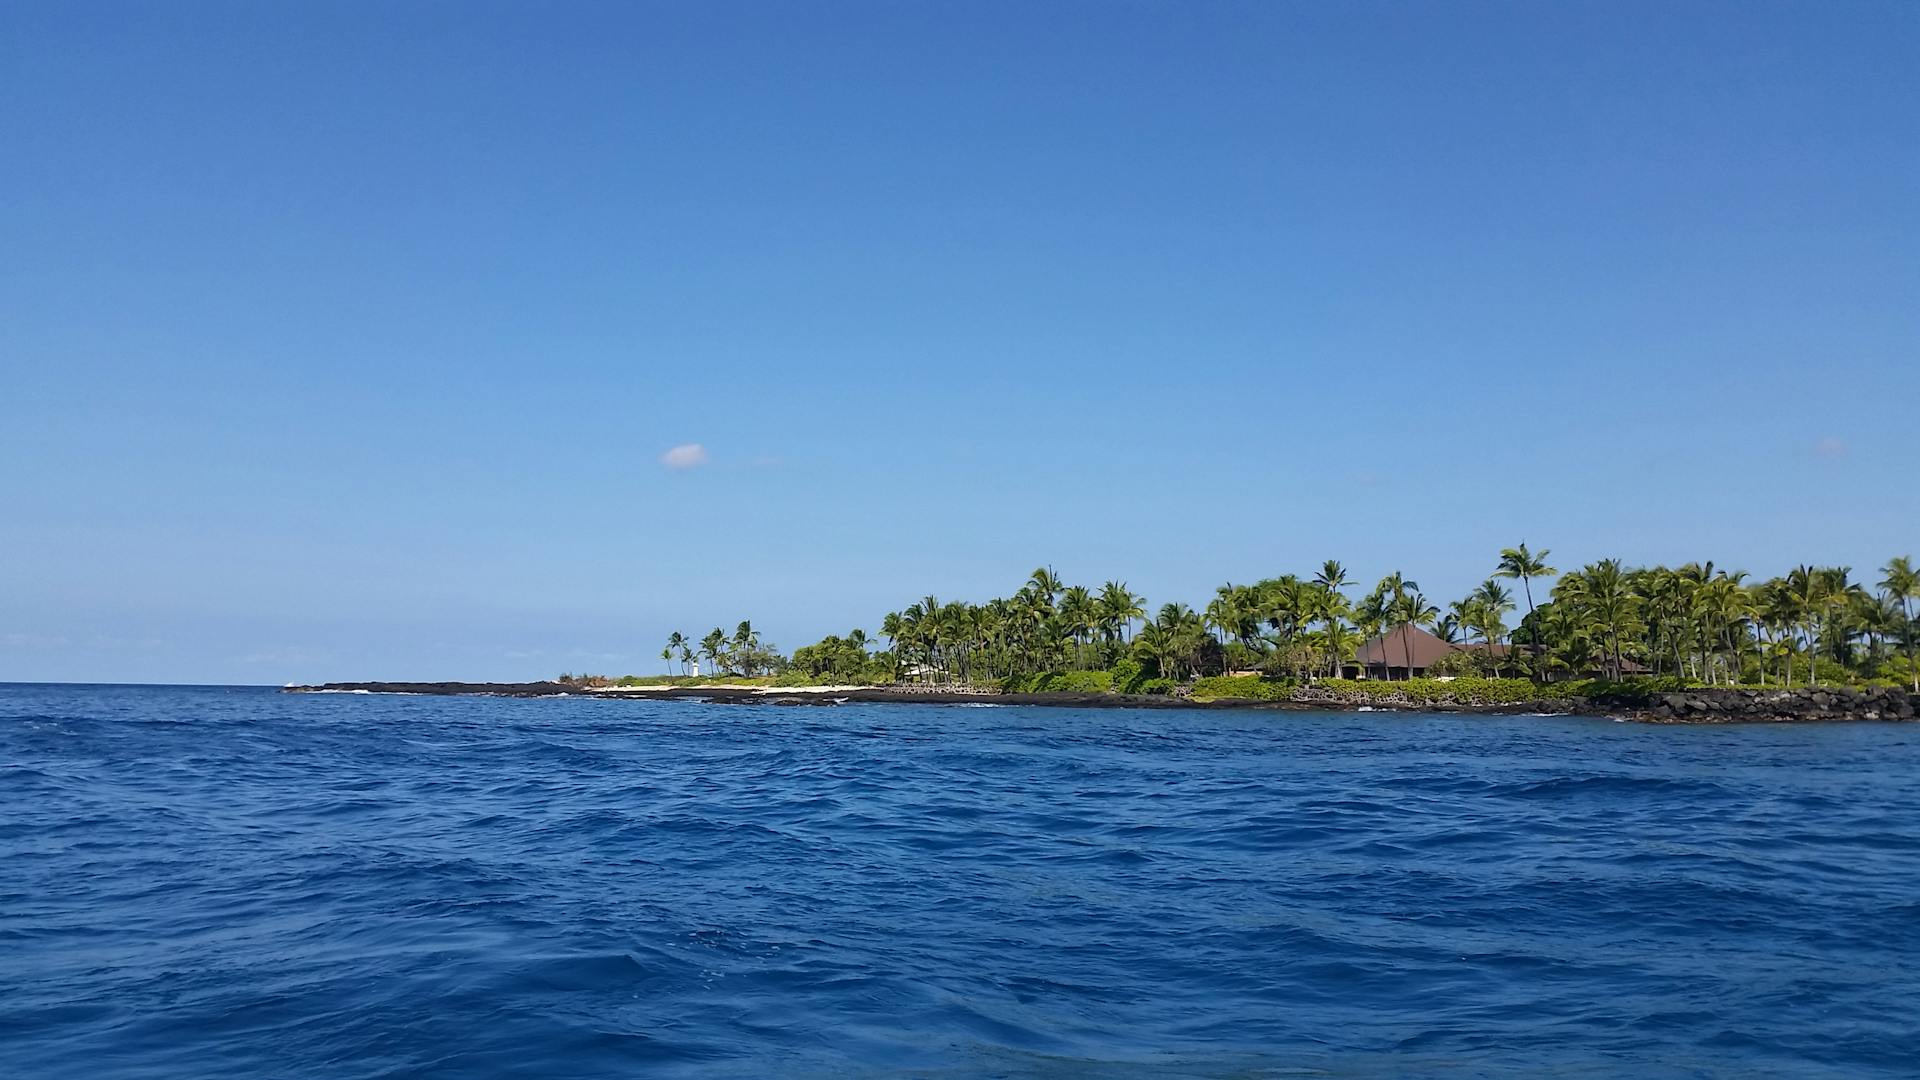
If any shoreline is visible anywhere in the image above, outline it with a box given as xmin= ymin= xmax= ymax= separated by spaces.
xmin=283 ymin=681 xmax=1920 ymax=723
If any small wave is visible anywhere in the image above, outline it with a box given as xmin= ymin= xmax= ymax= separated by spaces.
xmin=1497 ymin=774 xmax=1723 ymax=800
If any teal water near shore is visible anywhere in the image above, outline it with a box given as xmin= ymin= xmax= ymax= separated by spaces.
xmin=5 ymin=683 xmax=1918 ymax=1078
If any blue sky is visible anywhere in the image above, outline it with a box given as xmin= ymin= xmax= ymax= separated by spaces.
xmin=3 ymin=2 xmax=1915 ymax=684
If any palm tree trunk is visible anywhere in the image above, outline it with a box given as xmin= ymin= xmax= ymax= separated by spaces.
xmin=1522 ymin=574 xmax=1540 ymax=670
xmin=1906 ymin=598 xmax=1917 ymax=692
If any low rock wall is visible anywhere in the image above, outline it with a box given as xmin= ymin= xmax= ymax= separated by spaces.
xmin=1617 ymin=687 xmax=1919 ymax=723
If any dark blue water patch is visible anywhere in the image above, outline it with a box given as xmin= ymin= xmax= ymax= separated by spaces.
xmin=2 ymin=684 xmax=1918 ymax=1079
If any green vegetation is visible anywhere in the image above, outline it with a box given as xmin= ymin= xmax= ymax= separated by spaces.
xmin=603 ymin=674 xmax=784 ymax=687
xmin=787 ymin=630 xmax=893 ymax=684
xmin=1191 ymin=675 xmax=1697 ymax=707
xmin=1002 ymin=670 xmax=1114 ymax=694
xmin=591 ymin=549 xmax=1919 ymax=697
xmin=1516 ymin=560 xmax=1919 ymax=689
xmin=650 ymin=621 xmax=784 ymax=679
xmin=1188 ymin=675 xmax=1293 ymax=701
xmin=1304 ymin=677 xmax=1563 ymax=706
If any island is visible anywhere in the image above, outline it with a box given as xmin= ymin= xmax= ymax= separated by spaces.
xmin=289 ymin=548 xmax=1920 ymax=724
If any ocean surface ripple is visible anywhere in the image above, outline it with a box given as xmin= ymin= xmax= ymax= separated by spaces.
xmin=3 ymin=684 xmax=1918 ymax=1078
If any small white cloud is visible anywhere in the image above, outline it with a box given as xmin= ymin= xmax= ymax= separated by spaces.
xmin=661 ymin=443 xmax=709 ymax=469
xmin=1814 ymin=437 xmax=1847 ymax=458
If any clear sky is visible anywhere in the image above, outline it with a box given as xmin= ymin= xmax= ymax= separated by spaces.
xmin=3 ymin=2 xmax=1915 ymax=684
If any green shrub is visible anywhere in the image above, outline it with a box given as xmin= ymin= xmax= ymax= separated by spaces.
xmin=1189 ymin=675 xmax=1294 ymax=701
xmin=1303 ymin=677 xmax=1545 ymax=706
xmin=1002 ymin=670 xmax=1117 ymax=694
xmin=1053 ymin=670 xmax=1113 ymax=693
xmin=1138 ymin=678 xmax=1177 ymax=696
xmin=1426 ymin=650 xmax=1505 ymax=677
xmin=1109 ymin=657 xmax=1148 ymax=694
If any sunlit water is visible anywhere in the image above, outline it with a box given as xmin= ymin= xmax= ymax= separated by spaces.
xmin=3 ymin=684 xmax=1917 ymax=1078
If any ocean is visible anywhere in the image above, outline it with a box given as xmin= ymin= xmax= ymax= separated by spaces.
xmin=3 ymin=683 xmax=1916 ymax=1078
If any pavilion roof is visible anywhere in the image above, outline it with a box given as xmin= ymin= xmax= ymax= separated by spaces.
xmin=1353 ymin=624 xmax=1457 ymax=668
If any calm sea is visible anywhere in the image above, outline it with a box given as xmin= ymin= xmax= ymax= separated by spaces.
xmin=3 ymin=683 xmax=1916 ymax=1078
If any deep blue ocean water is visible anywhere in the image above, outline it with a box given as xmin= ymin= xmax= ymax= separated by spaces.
xmin=3 ymin=684 xmax=1918 ymax=1079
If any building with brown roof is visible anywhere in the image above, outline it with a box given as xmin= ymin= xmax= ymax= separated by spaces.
xmin=1342 ymin=624 xmax=1654 ymax=679
xmin=1344 ymin=624 xmax=1458 ymax=679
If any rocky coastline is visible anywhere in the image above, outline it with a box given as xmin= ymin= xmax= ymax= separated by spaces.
xmin=1610 ymin=686 xmax=1918 ymax=724
xmin=285 ymin=681 xmax=1919 ymax=723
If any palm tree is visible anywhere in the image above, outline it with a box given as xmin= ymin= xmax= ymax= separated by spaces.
xmin=1881 ymin=556 xmax=1918 ymax=690
xmin=1320 ymin=617 xmax=1356 ymax=679
xmin=1014 ymin=586 xmax=1061 ymax=671
xmin=1470 ymin=581 xmax=1514 ymax=668
xmin=1471 ymin=581 xmax=1514 ymax=632
xmin=1368 ymin=572 xmax=1424 ymax=678
xmin=878 ymin=611 xmax=904 ymax=679
xmin=1210 ymin=583 xmax=1267 ymax=657
xmin=1496 ymin=544 xmax=1558 ymax=664
xmin=1263 ymin=577 xmax=1312 ymax=650
xmin=1314 ymin=560 xmax=1351 ymax=596
xmin=1564 ymin=560 xmax=1635 ymax=679
xmin=909 ymin=597 xmax=943 ymax=681
xmin=1060 ymin=585 xmax=1097 ymax=669
xmin=665 ymin=631 xmax=689 ymax=675
xmin=1135 ymin=623 xmax=1178 ymax=683
xmin=1784 ymin=565 xmax=1824 ymax=686
xmin=1205 ymin=586 xmax=1241 ymax=650
xmin=699 ymin=628 xmax=726 ymax=676
xmin=1394 ymin=590 xmax=1439 ymax=676
xmin=1758 ymin=578 xmax=1801 ymax=685
xmin=1353 ymin=583 xmax=1392 ymax=680
xmin=1531 ymin=599 xmax=1594 ymax=683
xmin=1859 ymin=596 xmax=1900 ymax=674
xmin=980 ymin=599 xmax=1012 ymax=678
xmin=1028 ymin=567 xmax=1063 ymax=608
xmin=832 ymin=549 xmax=1916 ymax=691
xmin=1639 ymin=567 xmax=1700 ymax=678
xmin=1817 ymin=569 xmax=1870 ymax=670
xmin=939 ymin=601 xmax=977 ymax=683
xmin=1148 ymin=603 xmax=1208 ymax=681
xmin=729 ymin=620 xmax=761 ymax=675
xmin=1308 ymin=582 xmax=1352 ymax=679
xmin=1697 ymin=572 xmax=1753 ymax=684
xmin=1098 ymin=581 xmax=1146 ymax=646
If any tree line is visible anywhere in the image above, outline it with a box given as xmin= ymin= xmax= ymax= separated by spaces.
xmin=655 ymin=621 xmax=783 ymax=678
xmin=643 ymin=549 xmax=1919 ymax=691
